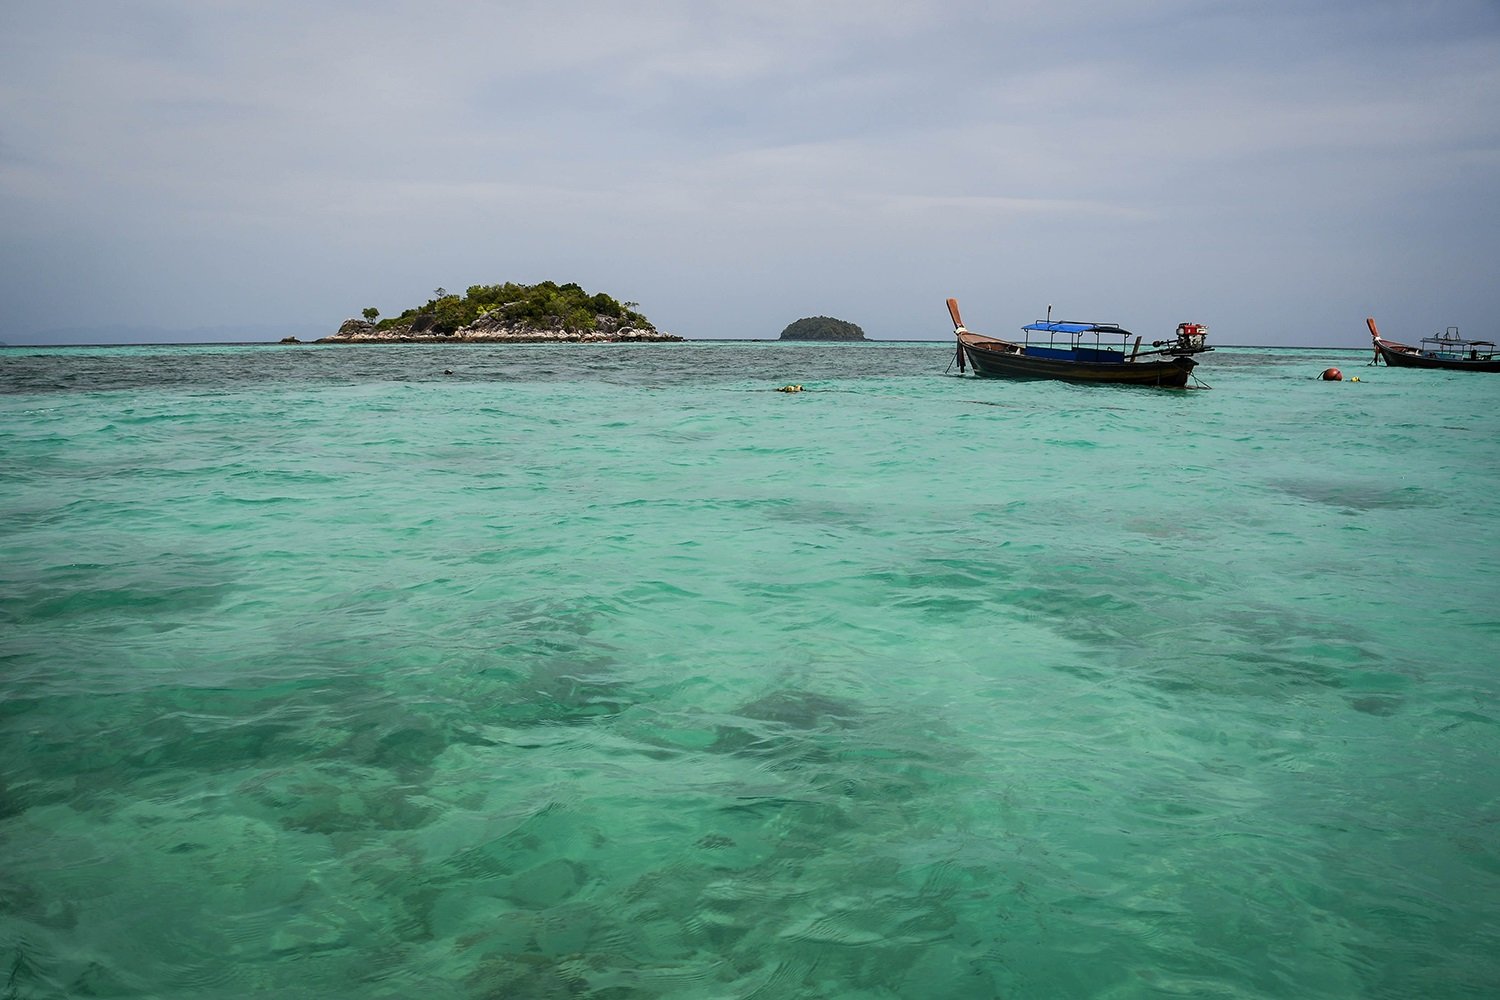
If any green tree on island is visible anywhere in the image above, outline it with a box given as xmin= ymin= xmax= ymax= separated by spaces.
xmin=366 ymin=281 xmax=655 ymax=336
xmin=778 ymin=316 xmax=867 ymax=341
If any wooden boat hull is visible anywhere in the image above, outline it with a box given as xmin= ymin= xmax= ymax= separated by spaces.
xmin=959 ymin=334 xmax=1197 ymax=387
xmin=1373 ymin=338 xmax=1500 ymax=372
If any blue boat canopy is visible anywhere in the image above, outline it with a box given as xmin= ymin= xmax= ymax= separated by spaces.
xmin=1022 ymin=321 xmax=1131 ymax=335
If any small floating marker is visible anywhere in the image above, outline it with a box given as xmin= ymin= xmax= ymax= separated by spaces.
xmin=1350 ymin=376 xmax=1360 ymax=382
xmin=1319 ymin=368 xmax=1343 ymax=381
xmin=776 ymin=384 xmax=804 ymax=393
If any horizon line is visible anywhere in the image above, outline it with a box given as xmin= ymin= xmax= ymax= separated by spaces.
xmin=1 ymin=338 xmax=1374 ymax=350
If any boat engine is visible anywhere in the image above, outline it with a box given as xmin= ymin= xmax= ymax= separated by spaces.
xmin=1174 ymin=323 xmax=1207 ymax=351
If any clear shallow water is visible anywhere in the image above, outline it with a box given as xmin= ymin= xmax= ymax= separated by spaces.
xmin=2 ymin=342 xmax=1497 ymax=998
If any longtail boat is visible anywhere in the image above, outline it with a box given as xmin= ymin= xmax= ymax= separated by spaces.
xmin=947 ymin=299 xmax=1211 ymax=388
xmin=1367 ymin=317 xmax=1500 ymax=372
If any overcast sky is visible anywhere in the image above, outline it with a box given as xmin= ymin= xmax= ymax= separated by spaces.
xmin=2 ymin=0 xmax=1497 ymax=346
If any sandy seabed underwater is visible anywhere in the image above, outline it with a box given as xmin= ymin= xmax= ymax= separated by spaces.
xmin=2 ymin=341 xmax=1498 ymax=998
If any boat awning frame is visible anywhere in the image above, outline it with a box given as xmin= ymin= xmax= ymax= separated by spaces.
xmin=1022 ymin=321 xmax=1132 ymax=336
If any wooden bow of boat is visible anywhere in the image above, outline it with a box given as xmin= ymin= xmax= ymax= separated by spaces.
xmin=947 ymin=298 xmax=1021 ymax=374
xmin=946 ymin=297 xmax=964 ymax=334
xmin=1367 ymin=317 xmax=1415 ymax=362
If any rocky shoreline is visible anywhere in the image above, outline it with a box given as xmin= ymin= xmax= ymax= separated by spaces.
xmin=315 ymin=314 xmax=682 ymax=344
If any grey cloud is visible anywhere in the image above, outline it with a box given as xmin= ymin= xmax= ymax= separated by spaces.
xmin=1 ymin=0 xmax=1497 ymax=344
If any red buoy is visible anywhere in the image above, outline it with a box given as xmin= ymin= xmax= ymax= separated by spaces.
xmin=1320 ymin=368 xmax=1343 ymax=381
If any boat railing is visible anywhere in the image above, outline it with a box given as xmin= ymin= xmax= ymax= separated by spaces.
xmin=1020 ymin=325 xmax=1131 ymax=360
xmin=1419 ymin=327 xmax=1497 ymax=361
xmin=1015 ymin=320 xmax=1212 ymax=362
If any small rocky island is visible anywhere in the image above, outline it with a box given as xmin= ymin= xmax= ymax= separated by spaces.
xmin=318 ymin=281 xmax=682 ymax=343
xmin=778 ymin=316 xmax=867 ymax=341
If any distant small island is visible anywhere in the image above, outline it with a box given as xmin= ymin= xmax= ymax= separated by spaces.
xmin=778 ymin=316 xmax=867 ymax=341
xmin=318 ymin=281 xmax=682 ymax=344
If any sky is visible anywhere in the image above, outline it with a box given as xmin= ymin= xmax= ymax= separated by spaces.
xmin=1 ymin=0 xmax=1497 ymax=346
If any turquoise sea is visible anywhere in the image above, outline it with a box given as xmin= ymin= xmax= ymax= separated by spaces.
xmin=2 ymin=341 xmax=1497 ymax=999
